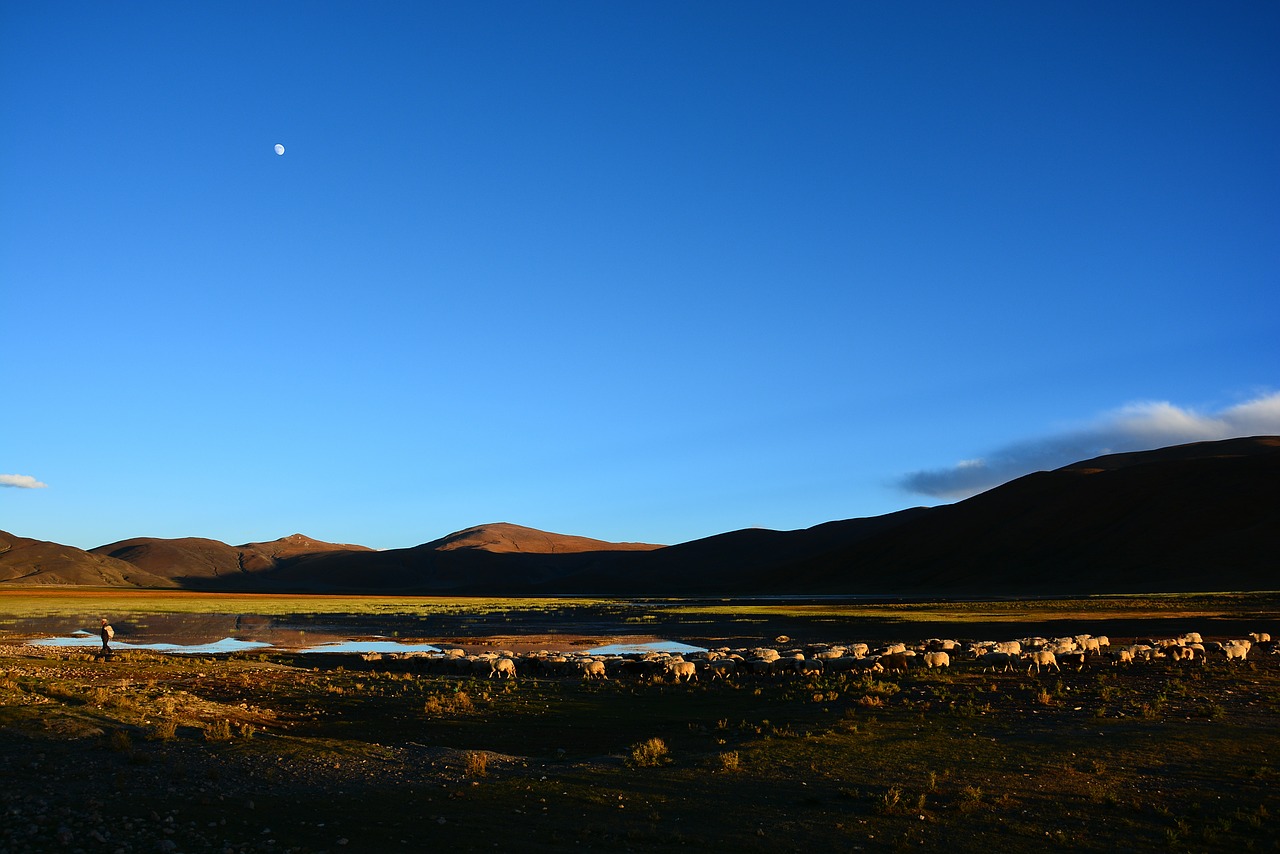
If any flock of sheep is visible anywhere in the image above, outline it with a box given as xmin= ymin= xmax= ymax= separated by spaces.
xmin=359 ymin=630 xmax=1274 ymax=681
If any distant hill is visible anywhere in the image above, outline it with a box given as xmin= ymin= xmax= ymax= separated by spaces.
xmin=0 ymin=531 xmax=177 ymax=588
xmin=421 ymin=523 xmax=661 ymax=554
xmin=776 ymin=435 xmax=1280 ymax=595
xmin=89 ymin=534 xmax=375 ymax=585
xmin=3 ymin=436 xmax=1276 ymax=595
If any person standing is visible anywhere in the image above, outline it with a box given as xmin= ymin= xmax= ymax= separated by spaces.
xmin=98 ymin=618 xmax=114 ymax=659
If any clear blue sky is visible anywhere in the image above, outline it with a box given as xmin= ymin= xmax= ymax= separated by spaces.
xmin=4 ymin=2 xmax=1278 ymax=550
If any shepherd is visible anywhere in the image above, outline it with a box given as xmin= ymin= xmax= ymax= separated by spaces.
xmin=98 ymin=618 xmax=115 ymax=660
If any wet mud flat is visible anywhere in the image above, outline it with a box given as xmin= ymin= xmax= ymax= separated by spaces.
xmin=2 ymin=612 xmax=1279 ymax=853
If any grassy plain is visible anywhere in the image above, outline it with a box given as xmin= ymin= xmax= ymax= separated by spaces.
xmin=0 ymin=593 xmax=1277 ymax=852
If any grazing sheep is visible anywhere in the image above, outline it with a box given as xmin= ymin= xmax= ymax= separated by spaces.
xmin=488 ymin=657 xmax=517 ymax=679
xmin=827 ymin=656 xmax=883 ymax=674
xmin=1107 ymin=648 xmax=1134 ymax=666
xmin=579 ymin=659 xmax=608 ymax=680
xmin=796 ymin=658 xmax=824 ymax=678
xmin=1219 ymin=640 xmax=1251 ymax=662
xmin=705 ymin=659 xmax=736 ymax=681
xmin=1127 ymin=644 xmax=1155 ymax=662
xmin=993 ymin=640 xmax=1022 ymax=656
xmin=847 ymin=643 xmax=870 ymax=658
xmin=666 ymin=660 xmax=698 ymax=682
xmin=1056 ymin=651 xmax=1087 ymax=672
xmin=1249 ymin=632 xmax=1271 ymax=644
xmin=921 ymin=651 xmax=950 ymax=669
xmin=1025 ymin=650 xmax=1059 ymax=675
xmin=981 ymin=652 xmax=1018 ymax=673
xmin=879 ymin=653 xmax=910 ymax=674
xmin=881 ymin=643 xmax=908 ymax=655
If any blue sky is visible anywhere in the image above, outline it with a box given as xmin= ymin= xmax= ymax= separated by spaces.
xmin=3 ymin=2 xmax=1278 ymax=551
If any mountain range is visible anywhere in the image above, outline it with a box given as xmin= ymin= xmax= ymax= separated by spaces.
xmin=2 ymin=436 xmax=1276 ymax=596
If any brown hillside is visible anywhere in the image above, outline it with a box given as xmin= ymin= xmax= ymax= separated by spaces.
xmin=236 ymin=534 xmax=373 ymax=571
xmin=420 ymin=522 xmax=663 ymax=554
xmin=0 ymin=531 xmax=177 ymax=588
xmin=91 ymin=534 xmax=375 ymax=580
xmin=91 ymin=537 xmax=244 ymax=580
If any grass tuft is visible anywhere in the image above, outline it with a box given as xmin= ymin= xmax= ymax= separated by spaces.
xmin=629 ymin=737 xmax=669 ymax=767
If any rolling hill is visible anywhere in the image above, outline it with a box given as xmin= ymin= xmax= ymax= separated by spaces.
xmin=0 ymin=531 xmax=177 ymax=588
xmin=3 ymin=436 xmax=1276 ymax=595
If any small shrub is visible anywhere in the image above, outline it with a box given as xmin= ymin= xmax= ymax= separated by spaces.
xmin=149 ymin=719 xmax=177 ymax=741
xmin=464 ymin=750 xmax=489 ymax=777
xmin=235 ymin=722 xmax=256 ymax=739
xmin=957 ymin=785 xmax=983 ymax=813
xmin=630 ymin=737 xmax=669 ymax=767
xmin=107 ymin=729 xmax=132 ymax=752
xmin=876 ymin=786 xmax=902 ymax=815
xmin=203 ymin=719 xmax=232 ymax=742
xmin=423 ymin=691 xmax=475 ymax=716
xmin=718 ymin=751 xmax=740 ymax=771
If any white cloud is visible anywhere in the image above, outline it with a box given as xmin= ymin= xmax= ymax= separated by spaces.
xmin=899 ymin=391 xmax=1280 ymax=500
xmin=0 ymin=474 xmax=48 ymax=489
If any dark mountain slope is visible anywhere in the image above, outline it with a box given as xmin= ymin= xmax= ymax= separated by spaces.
xmin=779 ymin=436 xmax=1280 ymax=595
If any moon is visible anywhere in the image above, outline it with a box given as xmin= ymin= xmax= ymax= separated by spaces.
xmin=274 ymin=143 xmax=285 ymax=155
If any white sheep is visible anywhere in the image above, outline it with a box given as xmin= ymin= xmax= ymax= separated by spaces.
xmin=705 ymin=659 xmax=736 ymax=680
xmin=666 ymin=660 xmax=698 ymax=682
xmin=488 ymin=657 xmax=517 ymax=679
xmin=1025 ymin=650 xmax=1059 ymax=674
xmin=922 ymin=651 xmax=950 ymax=669
xmin=579 ymin=659 xmax=608 ymax=680
xmin=1220 ymin=640 xmax=1251 ymax=662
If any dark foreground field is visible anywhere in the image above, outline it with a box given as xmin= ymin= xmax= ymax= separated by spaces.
xmin=1 ymin=599 xmax=1278 ymax=853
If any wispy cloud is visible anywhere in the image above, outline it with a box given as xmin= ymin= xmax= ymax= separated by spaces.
xmin=0 ymin=474 xmax=48 ymax=489
xmin=899 ymin=392 xmax=1280 ymax=500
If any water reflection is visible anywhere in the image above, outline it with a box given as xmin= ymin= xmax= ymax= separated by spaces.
xmin=298 ymin=640 xmax=441 ymax=654
xmin=31 ymin=636 xmax=271 ymax=655
xmin=586 ymin=640 xmax=707 ymax=655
